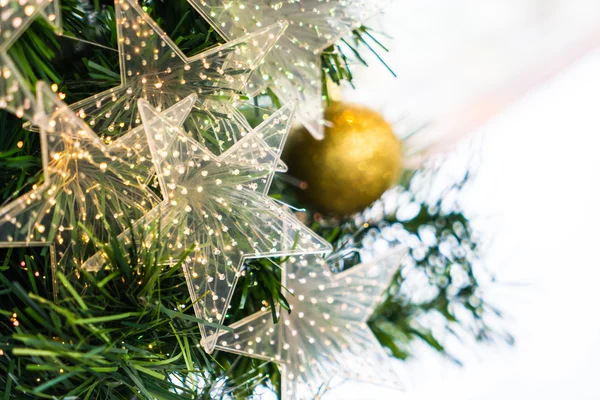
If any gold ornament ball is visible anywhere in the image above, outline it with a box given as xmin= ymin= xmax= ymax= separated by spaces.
xmin=284 ymin=101 xmax=403 ymax=215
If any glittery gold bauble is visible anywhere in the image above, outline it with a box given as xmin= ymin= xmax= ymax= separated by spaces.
xmin=284 ymin=102 xmax=403 ymax=215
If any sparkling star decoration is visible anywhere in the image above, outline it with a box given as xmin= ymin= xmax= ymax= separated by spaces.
xmin=0 ymin=0 xmax=61 ymax=119
xmin=189 ymin=0 xmax=389 ymax=139
xmin=83 ymin=94 xmax=332 ymax=354
xmin=215 ymin=248 xmax=408 ymax=400
xmin=68 ymin=0 xmax=286 ymax=146
xmin=0 ymin=82 xmax=190 ymax=282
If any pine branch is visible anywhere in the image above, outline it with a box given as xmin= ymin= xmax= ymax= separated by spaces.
xmin=321 ymin=26 xmax=395 ymax=103
xmin=0 ymin=217 xmax=253 ymax=399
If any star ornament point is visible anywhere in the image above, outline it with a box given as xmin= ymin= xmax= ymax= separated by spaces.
xmin=0 ymin=0 xmax=61 ymax=53
xmin=69 ymin=0 xmax=287 ymax=139
xmin=0 ymin=0 xmax=62 ymax=120
xmin=137 ymin=96 xmax=332 ymax=354
xmin=189 ymin=0 xmax=390 ymax=139
xmin=215 ymin=247 xmax=408 ymax=400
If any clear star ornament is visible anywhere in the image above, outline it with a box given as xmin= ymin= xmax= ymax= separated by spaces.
xmin=189 ymin=0 xmax=389 ymax=139
xmin=214 ymin=247 xmax=408 ymax=399
xmin=0 ymin=0 xmax=61 ymax=120
xmin=82 ymin=94 xmax=332 ymax=354
xmin=0 ymin=82 xmax=190 ymax=281
xmin=67 ymin=0 xmax=286 ymax=144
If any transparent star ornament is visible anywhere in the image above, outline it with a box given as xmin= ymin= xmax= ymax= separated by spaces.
xmin=66 ymin=0 xmax=286 ymax=143
xmin=0 ymin=0 xmax=61 ymax=120
xmin=215 ymin=247 xmax=408 ymax=400
xmin=82 ymin=94 xmax=332 ymax=354
xmin=0 ymin=82 xmax=192 ymax=284
xmin=189 ymin=0 xmax=389 ymax=139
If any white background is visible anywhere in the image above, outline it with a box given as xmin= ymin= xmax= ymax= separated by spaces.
xmin=331 ymin=1 xmax=600 ymax=399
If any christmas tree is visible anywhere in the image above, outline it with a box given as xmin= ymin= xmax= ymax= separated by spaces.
xmin=0 ymin=1 xmax=510 ymax=398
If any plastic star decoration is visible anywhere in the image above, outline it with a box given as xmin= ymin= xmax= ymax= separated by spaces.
xmin=189 ymin=0 xmax=388 ymax=139
xmin=68 ymin=0 xmax=286 ymax=144
xmin=214 ymin=248 xmax=408 ymax=400
xmin=83 ymin=94 xmax=332 ymax=354
xmin=0 ymin=0 xmax=61 ymax=119
xmin=0 ymin=82 xmax=191 ymax=293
